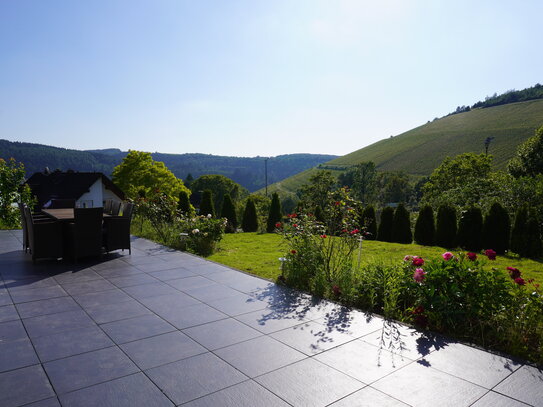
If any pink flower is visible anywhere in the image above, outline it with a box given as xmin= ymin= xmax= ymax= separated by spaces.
xmin=506 ymin=267 xmax=521 ymax=280
xmin=412 ymin=257 xmax=425 ymax=267
xmin=442 ymin=252 xmax=454 ymax=261
xmin=466 ymin=252 xmax=477 ymax=261
xmin=413 ymin=268 xmax=426 ymax=283
xmin=485 ymin=249 xmax=497 ymax=260
xmin=514 ymin=277 xmax=526 ymax=286
xmin=320 ymin=234 xmax=327 ymax=238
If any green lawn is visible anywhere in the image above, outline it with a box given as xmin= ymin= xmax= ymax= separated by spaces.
xmin=208 ymin=232 xmax=543 ymax=285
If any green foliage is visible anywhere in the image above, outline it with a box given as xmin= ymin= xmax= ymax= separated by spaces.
xmin=376 ymin=171 xmax=413 ymax=204
xmin=184 ymin=173 xmax=194 ymax=189
xmin=0 ymin=158 xmax=34 ymax=228
xmin=457 ymin=206 xmax=483 ymax=252
xmin=177 ymin=190 xmax=193 ymax=216
xmin=298 ymin=170 xmax=336 ymax=211
xmin=220 ymin=194 xmax=237 ymax=233
xmin=199 ymin=190 xmax=215 ymax=217
xmin=112 ymin=150 xmax=188 ymax=200
xmin=241 ymin=198 xmax=259 ymax=232
xmin=190 ymin=174 xmax=247 ymax=212
xmin=377 ymin=207 xmax=394 ymax=242
xmin=524 ymin=212 xmax=543 ymax=258
xmin=471 ymin=83 xmax=543 ymax=109
xmin=360 ymin=205 xmax=377 ymax=240
xmin=435 ymin=205 xmax=457 ymax=248
xmin=183 ymin=216 xmax=227 ymax=256
xmin=510 ymin=205 xmax=529 ymax=256
xmin=414 ymin=205 xmax=435 ymax=246
xmin=391 ymin=203 xmax=412 ymax=244
xmin=508 ymin=125 xmax=543 ymax=177
xmin=338 ymin=162 xmax=377 ymax=204
xmin=483 ymin=202 xmax=511 ymax=254
xmin=266 ymin=193 xmax=282 ymax=233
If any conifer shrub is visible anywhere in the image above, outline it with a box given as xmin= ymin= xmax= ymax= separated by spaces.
xmin=524 ymin=211 xmax=543 ymax=258
xmin=178 ymin=190 xmax=192 ymax=215
xmin=377 ymin=206 xmax=394 ymax=242
xmin=483 ymin=202 xmax=510 ymax=254
xmin=314 ymin=205 xmax=324 ymax=222
xmin=457 ymin=206 xmax=483 ymax=251
xmin=435 ymin=204 xmax=457 ymax=248
xmin=199 ymin=190 xmax=215 ymax=217
xmin=220 ymin=194 xmax=237 ymax=233
xmin=242 ymin=198 xmax=259 ymax=232
xmin=360 ymin=205 xmax=377 ymax=240
xmin=392 ymin=203 xmax=412 ymax=243
xmin=510 ymin=205 xmax=529 ymax=256
xmin=414 ymin=204 xmax=435 ymax=246
xmin=266 ymin=193 xmax=283 ymax=233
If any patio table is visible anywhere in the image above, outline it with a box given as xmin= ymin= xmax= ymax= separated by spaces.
xmin=42 ymin=208 xmax=111 ymax=221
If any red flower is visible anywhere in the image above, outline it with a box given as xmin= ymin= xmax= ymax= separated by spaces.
xmin=412 ymin=257 xmax=424 ymax=267
xmin=332 ymin=285 xmax=341 ymax=296
xmin=292 ymin=224 xmax=298 ymax=228
xmin=350 ymin=229 xmax=359 ymax=235
xmin=413 ymin=313 xmax=429 ymax=328
xmin=341 ymin=229 xmax=348 ymax=233
xmin=290 ymin=249 xmax=297 ymax=254
xmin=275 ymin=222 xmax=282 ymax=228
xmin=334 ymin=201 xmax=341 ymax=206
xmin=485 ymin=249 xmax=497 ymax=260
xmin=287 ymin=213 xmax=298 ymax=218
xmin=412 ymin=305 xmax=425 ymax=314
xmin=320 ymin=234 xmax=327 ymax=238
xmin=466 ymin=252 xmax=477 ymax=261
xmin=506 ymin=267 xmax=521 ymax=280
xmin=514 ymin=277 xmax=526 ymax=286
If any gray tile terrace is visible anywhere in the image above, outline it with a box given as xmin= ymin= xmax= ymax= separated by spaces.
xmin=0 ymin=229 xmax=542 ymax=406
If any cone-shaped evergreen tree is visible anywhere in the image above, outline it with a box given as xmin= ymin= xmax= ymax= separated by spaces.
xmin=524 ymin=211 xmax=543 ymax=258
xmin=482 ymin=202 xmax=510 ymax=254
xmin=178 ymin=190 xmax=192 ymax=215
xmin=392 ymin=203 xmax=412 ymax=243
xmin=220 ymin=194 xmax=237 ymax=233
xmin=361 ymin=205 xmax=377 ymax=240
xmin=266 ymin=193 xmax=282 ymax=233
xmin=435 ymin=204 xmax=457 ymax=248
xmin=242 ymin=198 xmax=258 ymax=232
xmin=457 ymin=206 xmax=483 ymax=251
xmin=199 ymin=189 xmax=215 ymax=217
xmin=377 ymin=207 xmax=394 ymax=242
xmin=414 ymin=205 xmax=435 ymax=246
xmin=510 ymin=204 xmax=529 ymax=256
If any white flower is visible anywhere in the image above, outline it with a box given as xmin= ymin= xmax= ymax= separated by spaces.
xmin=207 ymin=214 xmax=212 ymax=218
xmin=191 ymin=229 xmax=200 ymax=234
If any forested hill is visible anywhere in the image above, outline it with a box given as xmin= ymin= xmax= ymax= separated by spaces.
xmin=0 ymin=139 xmax=336 ymax=192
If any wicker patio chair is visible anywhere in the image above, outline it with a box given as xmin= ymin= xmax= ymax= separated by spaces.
xmin=24 ymin=207 xmax=63 ymax=263
xmin=103 ymin=202 xmax=133 ymax=254
xmin=111 ymin=200 xmax=122 ymax=216
xmin=64 ymin=207 xmax=104 ymax=262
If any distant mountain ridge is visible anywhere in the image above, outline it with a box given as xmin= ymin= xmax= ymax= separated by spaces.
xmin=0 ymin=139 xmax=337 ymax=192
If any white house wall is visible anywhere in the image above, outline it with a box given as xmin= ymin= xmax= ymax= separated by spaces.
xmin=77 ymin=179 xmax=103 ymax=208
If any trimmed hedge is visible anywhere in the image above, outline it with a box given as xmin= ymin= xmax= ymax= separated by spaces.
xmin=392 ymin=203 xmax=412 ymax=243
xmin=414 ymin=204 xmax=435 ymax=246
xmin=435 ymin=204 xmax=457 ymax=248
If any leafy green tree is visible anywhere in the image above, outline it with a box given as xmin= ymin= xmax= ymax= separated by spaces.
xmin=1 ymin=158 xmax=33 ymax=227
xmin=242 ymin=198 xmax=258 ymax=232
xmin=376 ymin=171 xmax=412 ymax=205
xmin=391 ymin=203 xmax=412 ymax=243
xmin=482 ymin=202 xmax=510 ymax=254
xmin=190 ymin=174 xmax=247 ymax=213
xmin=266 ymin=193 xmax=282 ymax=233
xmin=510 ymin=205 xmax=529 ymax=256
xmin=199 ymin=190 xmax=215 ymax=217
xmin=377 ymin=207 xmax=394 ymax=242
xmin=508 ymin=125 xmax=543 ymax=177
xmin=314 ymin=205 xmax=324 ymax=222
xmin=352 ymin=162 xmax=377 ymax=204
xmin=457 ymin=206 xmax=483 ymax=251
xmin=360 ymin=205 xmax=377 ymax=240
xmin=299 ymin=170 xmax=336 ymax=211
xmin=177 ymin=190 xmax=193 ymax=215
xmin=184 ymin=173 xmax=194 ymax=189
xmin=435 ymin=204 xmax=457 ymax=248
xmin=414 ymin=205 xmax=435 ymax=246
xmin=524 ymin=211 xmax=543 ymax=258
xmin=220 ymin=194 xmax=237 ymax=233
xmin=112 ymin=150 xmax=188 ymax=200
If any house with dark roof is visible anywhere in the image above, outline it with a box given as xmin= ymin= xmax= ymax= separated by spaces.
xmin=26 ymin=170 xmax=125 ymax=209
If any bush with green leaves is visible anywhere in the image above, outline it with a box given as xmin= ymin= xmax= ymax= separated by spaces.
xmin=266 ymin=193 xmax=282 ymax=233
xmin=524 ymin=212 xmax=543 ymax=258
xmin=181 ymin=215 xmax=227 ymax=256
xmin=360 ymin=205 xmax=377 ymax=240
xmin=435 ymin=204 xmax=457 ymax=248
xmin=1 ymin=158 xmax=34 ymax=228
xmin=510 ymin=205 xmax=529 ymax=256
xmin=457 ymin=206 xmax=483 ymax=251
xmin=177 ymin=190 xmax=193 ymax=215
xmin=391 ymin=203 xmax=412 ymax=244
xmin=414 ymin=205 xmax=435 ymax=246
xmin=220 ymin=194 xmax=237 ymax=233
xmin=377 ymin=207 xmax=394 ymax=242
xmin=199 ymin=189 xmax=215 ymax=217
xmin=483 ymin=202 xmax=510 ymax=254
xmin=242 ymin=198 xmax=258 ymax=232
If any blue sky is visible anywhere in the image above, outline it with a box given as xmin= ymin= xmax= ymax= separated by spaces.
xmin=1 ymin=0 xmax=542 ymax=157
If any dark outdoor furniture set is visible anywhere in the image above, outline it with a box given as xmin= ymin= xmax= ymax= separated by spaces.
xmin=19 ymin=201 xmax=133 ymax=263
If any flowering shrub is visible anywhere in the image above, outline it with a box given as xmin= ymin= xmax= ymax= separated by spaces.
xmin=179 ymin=215 xmax=227 ymax=256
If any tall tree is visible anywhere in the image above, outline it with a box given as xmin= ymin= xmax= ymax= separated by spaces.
xmin=508 ymin=125 xmax=543 ymax=177
xmin=482 ymin=202 xmax=510 ymax=254
xmin=220 ymin=194 xmax=237 ymax=233
xmin=377 ymin=207 xmax=394 ymax=242
xmin=177 ymin=190 xmax=193 ymax=215
xmin=190 ymin=174 xmax=247 ymax=213
xmin=112 ymin=150 xmax=188 ymax=200
xmin=457 ymin=206 xmax=483 ymax=251
xmin=266 ymin=193 xmax=282 ymax=233
xmin=414 ymin=205 xmax=435 ymax=246
xmin=435 ymin=204 xmax=457 ymax=248
xmin=510 ymin=204 xmax=529 ymax=256
xmin=199 ymin=190 xmax=215 ymax=217
xmin=524 ymin=211 xmax=543 ymax=258
xmin=391 ymin=203 xmax=412 ymax=243
xmin=184 ymin=173 xmax=194 ymax=189
xmin=299 ymin=170 xmax=336 ymax=211
xmin=360 ymin=205 xmax=377 ymax=240
xmin=242 ymin=198 xmax=259 ymax=232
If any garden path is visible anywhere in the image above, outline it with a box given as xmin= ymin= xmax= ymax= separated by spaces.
xmin=0 ymin=230 xmax=541 ymax=406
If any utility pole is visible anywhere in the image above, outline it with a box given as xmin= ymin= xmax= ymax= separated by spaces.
xmin=484 ymin=137 xmax=495 ymax=155
xmin=265 ymin=158 xmax=269 ymax=197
